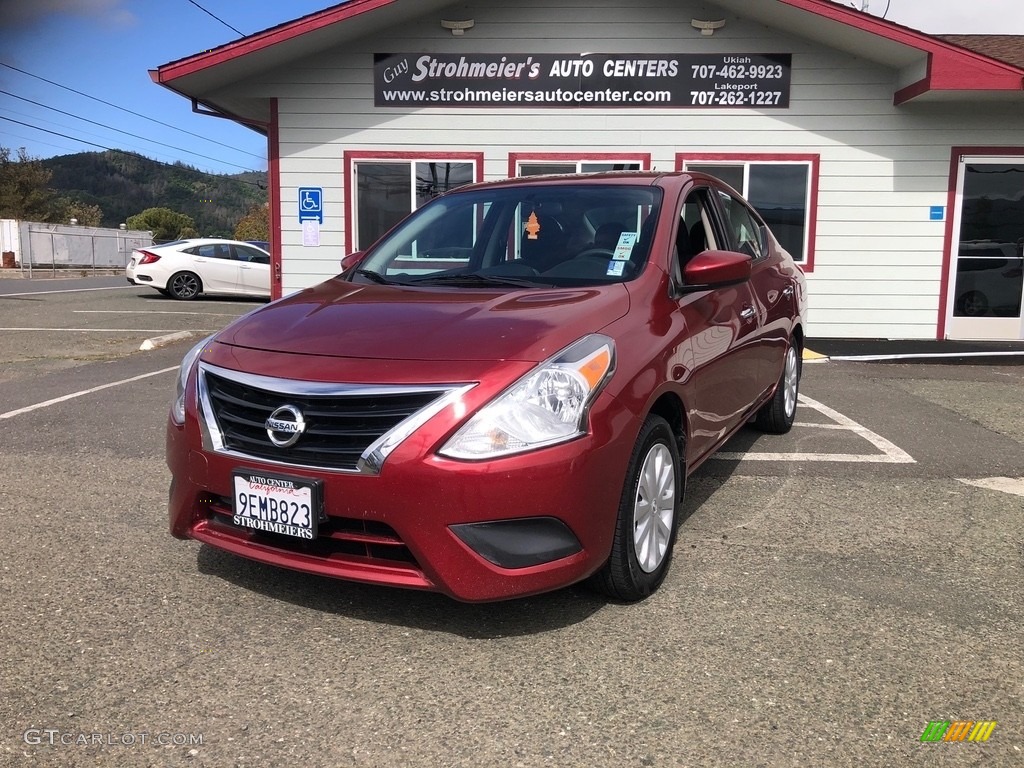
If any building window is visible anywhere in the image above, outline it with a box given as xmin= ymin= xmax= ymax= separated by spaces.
xmin=346 ymin=153 xmax=483 ymax=252
xmin=509 ymin=153 xmax=650 ymax=179
xmin=677 ymin=154 xmax=818 ymax=269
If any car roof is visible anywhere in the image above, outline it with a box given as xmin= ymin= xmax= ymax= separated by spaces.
xmin=154 ymin=238 xmax=265 ymax=249
xmin=450 ymin=170 xmax=718 ymax=196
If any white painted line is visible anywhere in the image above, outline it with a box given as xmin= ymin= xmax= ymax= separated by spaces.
xmin=714 ymin=451 xmax=915 ymax=463
xmin=75 ymin=310 xmax=240 ymax=317
xmin=0 ymin=367 xmax=178 ymax=420
xmin=714 ymin=393 xmax=915 ymax=464
xmin=832 ymin=351 xmax=1024 ymax=362
xmin=0 ymin=286 xmax=133 ymax=298
xmin=140 ymin=331 xmax=195 ymax=351
xmin=791 ymin=422 xmax=852 ymax=430
xmin=3 ymin=328 xmax=219 ymax=333
xmin=959 ymin=477 xmax=1024 ymax=498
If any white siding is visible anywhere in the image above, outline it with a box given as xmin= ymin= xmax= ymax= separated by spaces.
xmin=238 ymin=0 xmax=1023 ymax=338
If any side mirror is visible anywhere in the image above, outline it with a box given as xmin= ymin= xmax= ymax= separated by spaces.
xmin=340 ymin=250 xmax=365 ymax=272
xmin=678 ymin=250 xmax=752 ymax=293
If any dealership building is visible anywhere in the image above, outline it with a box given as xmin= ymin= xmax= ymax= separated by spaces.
xmin=152 ymin=0 xmax=1024 ymax=341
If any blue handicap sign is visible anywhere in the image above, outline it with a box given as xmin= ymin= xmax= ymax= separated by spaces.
xmin=298 ymin=187 xmax=323 ymax=223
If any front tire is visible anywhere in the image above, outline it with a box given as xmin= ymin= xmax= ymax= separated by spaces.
xmin=167 ymin=271 xmax=202 ymax=300
xmin=755 ymin=340 xmax=801 ymax=434
xmin=592 ymin=414 xmax=682 ymax=602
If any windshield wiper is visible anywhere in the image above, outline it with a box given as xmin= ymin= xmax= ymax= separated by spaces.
xmin=407 ymin=273 xmax=551 ymax=288
xmin=352 ymin=269 xmax=391 ymax=284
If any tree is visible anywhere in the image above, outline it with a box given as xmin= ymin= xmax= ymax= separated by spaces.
xmin=56 ymin=198 xmax=104 ymax=227
xmin=0 ymin=146 xmax=58 ymax=221
xmin=126 ymin=207 xmax=196 ymax=242
xmin=234 ymin=203 xmax=269 ymax=241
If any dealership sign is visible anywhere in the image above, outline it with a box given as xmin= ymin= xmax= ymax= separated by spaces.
xmin=374 ymin=53 xmax=791 ymax=109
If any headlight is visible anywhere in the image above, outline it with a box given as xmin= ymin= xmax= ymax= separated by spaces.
xmin=440 ymin=334 xmax=615 ymax=460
xmin=171 ymin=335 xmax=214 ymax=425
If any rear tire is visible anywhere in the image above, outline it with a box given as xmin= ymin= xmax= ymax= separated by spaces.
xmin=167 ymin=271 xmax=202 ymax=300
xmin=755 ymin=340 xmax=800 ymax=434
xmin=591 ymin=414 xmax=682 ymax=602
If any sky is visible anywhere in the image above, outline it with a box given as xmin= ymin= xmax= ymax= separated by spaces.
xmin=0 ymin=0 xmax=1023 ymax=179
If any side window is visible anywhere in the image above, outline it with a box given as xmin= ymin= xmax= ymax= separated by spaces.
xmin=233 ymin=245 xmax=270 ymax=264
xmin=675 ymin=190 xmax=718 ymax=284
xmin=679 ymin=189 xmax=717 ymax=260
xmin=195 ymin=244 xmax=233 ymax=260
xmin=716 ymin=192 xmax=764 ymax=260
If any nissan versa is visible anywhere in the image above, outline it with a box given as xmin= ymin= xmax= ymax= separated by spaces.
xmin=167 ymin=171 xmax=807 ymax=602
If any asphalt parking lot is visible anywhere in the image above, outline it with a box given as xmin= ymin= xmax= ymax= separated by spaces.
xmin=1 ymin=275 xmax=1022 ymax=767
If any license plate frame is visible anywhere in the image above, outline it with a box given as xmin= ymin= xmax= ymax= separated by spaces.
xmin=231 ymin=470 xmax=321 ymax=540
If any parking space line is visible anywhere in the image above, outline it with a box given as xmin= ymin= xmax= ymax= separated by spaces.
xmin=0 ymin=286 xmax=134 ymax=297
xmin=74 ymin=310 xmax=240 ymax=317
xmin=0 ymin=367 xmax=178 ymax=420
xmin=959 ymin=477 xmax=1024 ymax=497
xmin=3 ymin=328 xmax=219 ymax=333
xmin=714 ymin=393 xmax=916 ymax=464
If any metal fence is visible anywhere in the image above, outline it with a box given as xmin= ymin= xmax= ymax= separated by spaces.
xmin=1 ymin=221 xmax=153 ymax=275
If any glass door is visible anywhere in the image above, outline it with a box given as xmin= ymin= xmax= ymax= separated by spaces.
xmin=946 ymin=156 xmax=1024 ymax=340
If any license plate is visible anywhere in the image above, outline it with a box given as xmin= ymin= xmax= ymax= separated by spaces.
xmin=232 ymin=471 xmax=320 ymax=540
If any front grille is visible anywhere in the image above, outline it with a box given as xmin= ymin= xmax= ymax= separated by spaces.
xmin=203 ymin=494 xmax=421 ymax=568
xmin=200 ymin=366 xmax=451 ymax=471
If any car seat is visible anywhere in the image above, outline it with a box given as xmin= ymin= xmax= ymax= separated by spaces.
xmin=520 ymin=215 xmax=569 ymax=272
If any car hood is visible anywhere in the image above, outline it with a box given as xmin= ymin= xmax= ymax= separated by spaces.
xmin=217 ymin=278 xmax=630 ymax=362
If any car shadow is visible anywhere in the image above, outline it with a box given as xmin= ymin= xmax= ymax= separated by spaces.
xmin=137 ymin=292 xmax=268 ymax=305
xmin=193 ymin=436 xmax=753 ymax=637
xmin=195 ymin=546 xmax=607 ymax=638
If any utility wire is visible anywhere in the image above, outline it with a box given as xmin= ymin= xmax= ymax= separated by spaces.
xmin=185 ymin=0 xmax=246 ymax=36
xmin=0 ymin=62 xmax=264 ymax=161
xmin=1 ymin=88 xmax=258 ymax=172
xmin=0 ymin=115 xmax=265 ymax=188
xmin=0 ymin=116 xmax=113 ymax=151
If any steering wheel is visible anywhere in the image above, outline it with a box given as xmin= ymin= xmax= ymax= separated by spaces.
xmin=574 ymin=248 xmax=616 ymax=261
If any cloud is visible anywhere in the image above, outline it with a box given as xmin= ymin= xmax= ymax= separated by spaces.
xmin=0 ymin=0 xmax=138 ymax=29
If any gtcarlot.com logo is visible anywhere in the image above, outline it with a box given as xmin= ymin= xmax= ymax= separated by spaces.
xmin=23 ymin=729 xmax=204 ymax=747
xmin=920 ymin=720 xmax=997 ymax=743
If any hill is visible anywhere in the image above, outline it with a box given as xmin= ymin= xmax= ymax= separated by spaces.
xmin=41 ymin=150 xmax=267 ymax=237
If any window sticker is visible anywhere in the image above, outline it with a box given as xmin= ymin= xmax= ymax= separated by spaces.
xmin=613 ymin=232 xmax=638 ymax=261
xmin=606 ymin=260 xmax=627 ymax=277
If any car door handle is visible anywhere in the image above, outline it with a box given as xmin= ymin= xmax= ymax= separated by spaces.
xmin=740 ymin=306 xmax=756 ymax=322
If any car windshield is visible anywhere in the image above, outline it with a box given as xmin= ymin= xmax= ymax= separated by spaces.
xmin=352 ymin=183 xmax=663 ymax=288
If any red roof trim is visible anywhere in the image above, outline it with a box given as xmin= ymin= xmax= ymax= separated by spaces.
xmin=778 ymin=0 xmax=1024 ymax=101
xmin=156 ymin=0 xmax=1024 ymax=101
xmin=155 ymin=0 xmax=396 ymax=83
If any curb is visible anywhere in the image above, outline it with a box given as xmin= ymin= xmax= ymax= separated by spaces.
xmin=139 ymin=331 xmax=196 ymax=351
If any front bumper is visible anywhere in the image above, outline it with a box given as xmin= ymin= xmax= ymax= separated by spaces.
xmin=167 ymin=392 xmax=634 ymax=602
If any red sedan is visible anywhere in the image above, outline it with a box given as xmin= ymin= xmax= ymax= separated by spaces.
xmin=167 ymin=172 xmax=806 ymax=602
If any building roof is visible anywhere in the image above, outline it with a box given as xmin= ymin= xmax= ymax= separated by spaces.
xmin=151 ymin=0 xmax=1024 ymax=127
xmin=937 ymin=35 xmax=1024 ymax=69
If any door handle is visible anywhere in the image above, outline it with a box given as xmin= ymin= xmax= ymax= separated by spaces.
xmin=740 ymin=306 xmax=756 ymax=322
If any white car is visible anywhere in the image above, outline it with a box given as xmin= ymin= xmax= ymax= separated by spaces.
xmin=126 ymin=238 xmax=271 ymax=300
